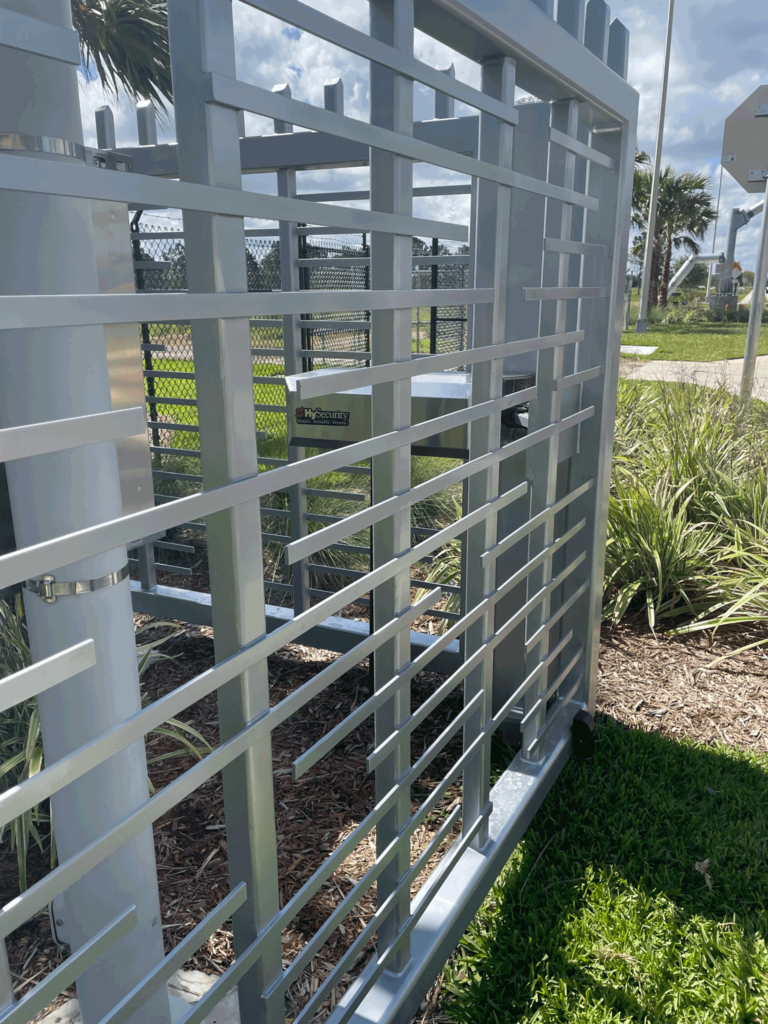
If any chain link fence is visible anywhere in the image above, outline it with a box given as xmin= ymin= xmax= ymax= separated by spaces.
xmin=133 ymin=221 xmax=471 ymax=601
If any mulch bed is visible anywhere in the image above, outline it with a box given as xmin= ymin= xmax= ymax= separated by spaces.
xmin=10 ymin=617 xmax=768 ymax=1024
xmin=11 ymin=615 xmax=463 ymax=1023
xmin=597 ymin=618 xmax=768 ymax=752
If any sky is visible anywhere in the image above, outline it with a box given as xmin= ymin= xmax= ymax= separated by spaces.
xmin=77 ymin=0 xmax=767 ymax=267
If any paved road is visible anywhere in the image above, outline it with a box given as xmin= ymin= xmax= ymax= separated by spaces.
xmin=619 ymin=353 xmax=768 ymax=401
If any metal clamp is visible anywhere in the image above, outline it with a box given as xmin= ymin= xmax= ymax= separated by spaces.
xmin=23 ymin=565 xmax=130 ymax=604
xmin=0 ymin=132 xmax=86 ymax=162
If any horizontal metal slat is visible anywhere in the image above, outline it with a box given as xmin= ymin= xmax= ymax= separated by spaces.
xmin=145 ymin=396 xmax=198 ymax=407
xmin=0 ymin=640 xmax=95 ymax=714
xmin=524 ymin=286 xmax=609 ymax=301
xmin=97 ymin=886 xmax=247 ymax=1024
xmin=544 ymin=236 xmax=612 ymax=258
xmin=298 ymin=183 xmax=472 ymax=202
xmin=0 ymin=6 xmax=81 ymax=65
xmin=301 ymin=320 xmax=370 ymax=331
xmin=548 ymin=126 xmax=616 ymax=169
xmin=554 ymin=364 xmax=603 ymax=391
xmin=292 ymin=328 xmax=583 ymax=399
xmin=240 ymin=0 xmax=518 ymax=126
xmin=0 ymin=287 xmax=491 ymax=331
xmin=0 ymin=153 xmax=468 ymax=242
xmin=0 ymin=390 xmax=574 ymax=588
xmin=206 ymin=73 xmax=597 ymax=210
xmin=482 ymin=478 xmax=594 ymax=567
xmin=0 ymin=907 xmax=136 ymax=1024
xmin=300 ymin=349 xmax=369 ymax=360
xmin=147 ymin=421 xmax=199 ymax=433
xmin=0 ymin=406 xmax=146 ymax=462
xmin=150 ymin=446 xmax=201 ymax=458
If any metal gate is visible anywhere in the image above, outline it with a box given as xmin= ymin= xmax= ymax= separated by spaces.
xmin=0 ymin=2 xmax=636 ymax=1023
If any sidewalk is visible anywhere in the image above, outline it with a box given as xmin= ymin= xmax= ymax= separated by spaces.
xmin=619 ymin=352 xmax=768 ymax=400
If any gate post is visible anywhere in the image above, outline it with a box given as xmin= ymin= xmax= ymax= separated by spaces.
xmin=165 ymin=3 xmax=283 ymax=1023
xmin=0 ymin=3 xmax=170 ymax=1022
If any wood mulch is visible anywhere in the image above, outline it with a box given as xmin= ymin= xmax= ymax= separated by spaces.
xmin=11 ymin=614 xmax=463 ymax=1023
xmin=596 ymin=618 xmax=768 ymax=753
xmin=10 ymin=617 xmax=768 ymax=1024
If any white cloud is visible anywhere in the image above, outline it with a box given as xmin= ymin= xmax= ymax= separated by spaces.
xmin=74 ymin=0 xmax=765 ymax=258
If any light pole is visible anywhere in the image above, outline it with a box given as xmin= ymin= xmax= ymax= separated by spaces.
xmin=636 ymin=0 xmax=676 ymax=333
xmin=706 ymin=163 xmax=724 ymax=299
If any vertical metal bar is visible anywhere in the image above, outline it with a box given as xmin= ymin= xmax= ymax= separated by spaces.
xmin=522 ymin=99 xmax=580 ymax=759
xmin=165 ymin=5 xmax=282 ymax=1024
xmin=95 ymin=104 xmax=116 ymax=150
xmin=369 ymin=0 xmax=414 ymax=972
xmin=273 ymin=83 xmax=310 ymax=615
xmin=557 ymin=0 xmax=585 ymax=42
xmin=491 ymin=100 xmax=549 ymax=734
xmin=434 ymin=63 xmax=455 ymax=119
xmin=462 ymin=56 xmax=515 ymax=844
xmin=136 ymin=101 xmax=158 ymax=147
xmin=324 ymin=77 xmax=344 ymax=114
xmin=429 ymin=237 xmax=439 ymax=354
xmin=0 ymin=5 xmax=170 ymax=1021
xmin=131 ymin=212 xmax=161 ymax=463
xmin=567 ymin=122 xmax=634 ymax=714
xmin=0 ymin=942 xmax=13 ymax=1014
xmin=136 ymin=542 xmax=157 ymax=591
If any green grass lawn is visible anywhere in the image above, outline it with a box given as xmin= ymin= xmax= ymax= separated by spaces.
xmin=621 ymin=322 xmax=768 ymax=362
xmin=445 ymin=724 xmax=768 ymax=1023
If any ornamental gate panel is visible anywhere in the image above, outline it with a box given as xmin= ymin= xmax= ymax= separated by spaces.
xmin=0 ymin=2 xmax=636 ymax=1024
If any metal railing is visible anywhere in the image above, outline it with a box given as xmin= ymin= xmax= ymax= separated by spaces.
xmin=0 ymin=2 xmax=636 ymax=1023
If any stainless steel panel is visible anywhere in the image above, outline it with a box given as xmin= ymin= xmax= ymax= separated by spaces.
xmin=90 ymin=199 xmax=154 ymax=517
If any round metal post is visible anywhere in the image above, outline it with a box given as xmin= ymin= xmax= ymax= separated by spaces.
xmin=739 ymin=176 xmax=768 ymax=409
xmin=0 ymin=3 xmax=170 ymax=1022
xmin=706 ymin=163 xmax=724 ymax=298
xmin=635 ymin=0 xmax=675 ymax=333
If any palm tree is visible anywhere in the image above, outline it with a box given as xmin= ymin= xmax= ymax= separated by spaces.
xmin=658 ymin=172 xmax=715 ymax=307
xmin=632 ymin=163 xmax=715 ymax=313
xmin=72 ymin=1 xmax=172 ymax=111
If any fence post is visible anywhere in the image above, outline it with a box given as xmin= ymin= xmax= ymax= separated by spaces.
xmin=95 ymin=104 xmax=116 ymax=150
xmin=429 ymin=237 xmax=439 ymax=353
xmin=0 ymin=4 xmax=170 ymax=1022
xmin=369 ymin=0 xmax=415 ymax=973
xmin=434 ymin=63 xmax=455 ymax=119
xmin=165 ymin=4 xmax=283 ymax=1023
xmin=272 ymin=82 xmax=311 ymax=616
xmin=324 ymin=77 xmax=344 ymax=114
xmin=521 ymin=99 xmax=583 ymax=760
xmin=136 ymin=100 xmax=158 ymax=146
xmin=463 ymin=55 xmax=516 ymax=842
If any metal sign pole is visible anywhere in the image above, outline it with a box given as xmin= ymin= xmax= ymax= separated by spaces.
xmin=635 ymin=0 xmax=675 ymax=333
xmin=739 ymin=174 xmax=768 ymax=408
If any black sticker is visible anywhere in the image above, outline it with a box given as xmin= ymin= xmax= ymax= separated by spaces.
xmin=295 ymin=406 xmax=351 ymax=427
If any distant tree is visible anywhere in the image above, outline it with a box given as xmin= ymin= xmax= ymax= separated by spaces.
xmin=632 ymin=164 xmax=716 ymax=312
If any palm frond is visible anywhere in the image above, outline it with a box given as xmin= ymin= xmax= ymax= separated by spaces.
xmin=72 ymin=0 xmax=172 ymax=111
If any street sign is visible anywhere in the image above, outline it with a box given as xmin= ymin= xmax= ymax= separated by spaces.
xmin=722 ymin=85 xmax=768 ymax=193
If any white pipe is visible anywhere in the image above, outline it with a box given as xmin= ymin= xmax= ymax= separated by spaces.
xmin=635 ymin=0 xmax=675 ymax=333
xmin=0 ymin=3 xmax=170 ymax=1022
xmin=667 ymin=253 xmax=722 ymax=294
